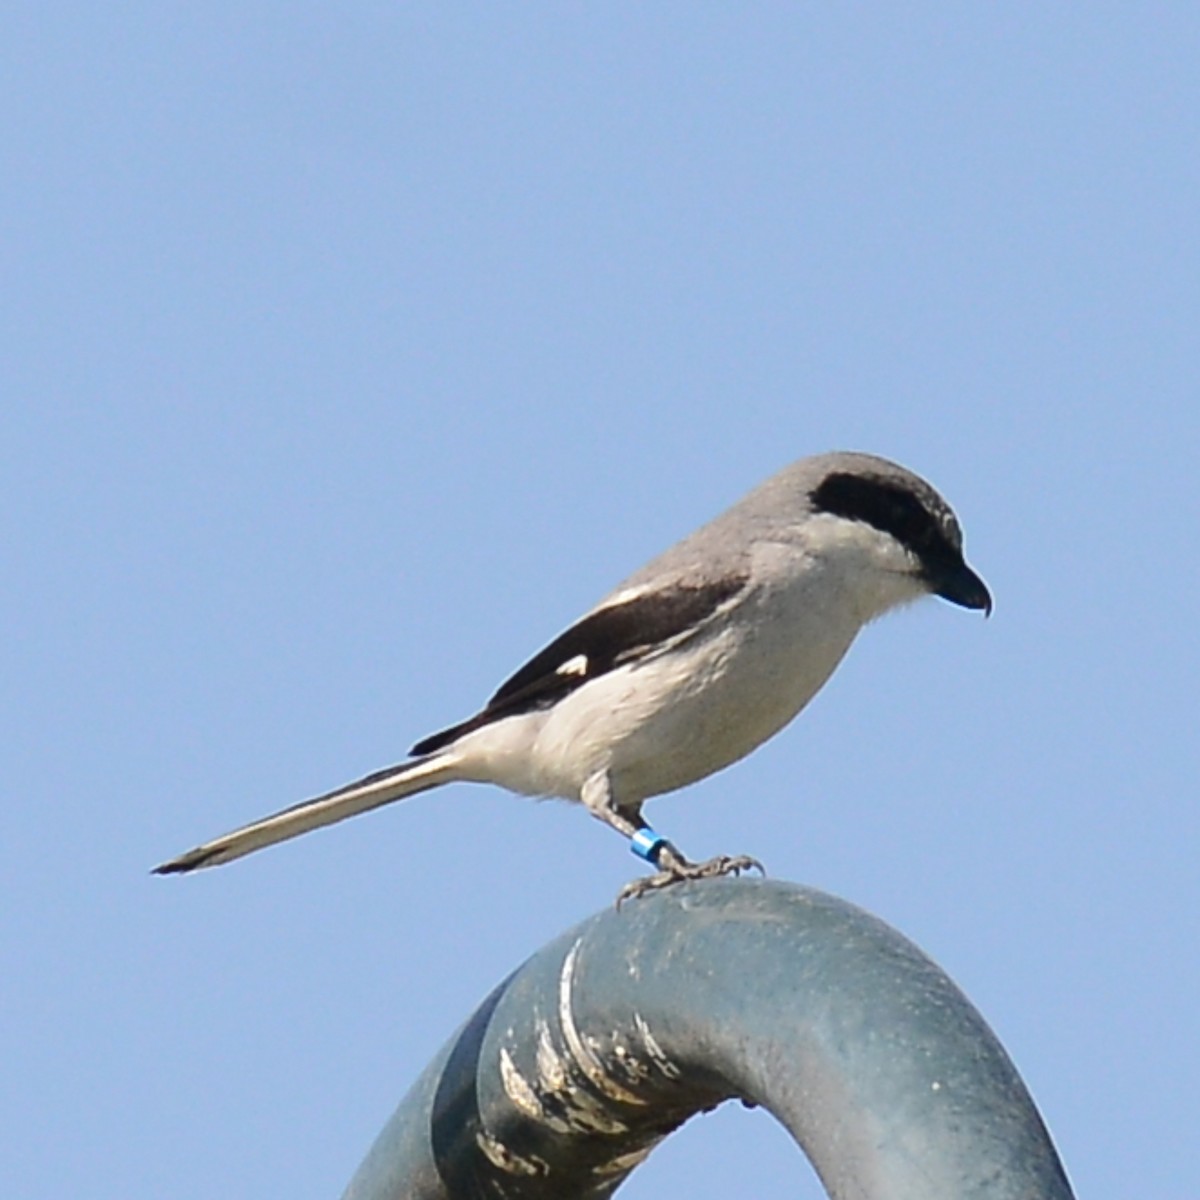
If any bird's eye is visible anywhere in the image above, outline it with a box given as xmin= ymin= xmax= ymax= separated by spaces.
xmin=900 ymin=507 xmax=938 ymax=548
xmin=874 ymin=492 xmax=935 ymax=552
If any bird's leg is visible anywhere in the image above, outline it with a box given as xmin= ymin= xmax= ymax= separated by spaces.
xmin=579 ymin=771 xmax=646 ymax=841
xmin=580 ymin=772 xmax=764 ymax=904
xmin=617 ymin=843 xmax=766 ymax=905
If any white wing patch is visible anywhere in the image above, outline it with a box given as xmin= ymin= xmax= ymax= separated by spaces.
xmin=556 ymin=653 xmax=589 ymax=677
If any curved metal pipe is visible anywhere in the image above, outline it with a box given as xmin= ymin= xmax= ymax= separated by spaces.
xmin=343 ymin=879 xmax=1073 ymax=1199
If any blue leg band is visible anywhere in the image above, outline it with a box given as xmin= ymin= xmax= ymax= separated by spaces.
xmin=630 ymin=827 xmax=669 ymax=864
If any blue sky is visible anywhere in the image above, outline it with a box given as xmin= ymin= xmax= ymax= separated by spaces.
xmin=3 ymin=5 xmax=1197 ymax=1197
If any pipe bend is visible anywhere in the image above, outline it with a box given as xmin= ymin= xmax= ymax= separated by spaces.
xmin=344 ymin=879 xmax=1073 ymax=1200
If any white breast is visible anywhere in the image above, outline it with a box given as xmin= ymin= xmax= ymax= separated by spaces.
xmin=515 ymin=542 xmax=869 ymax=805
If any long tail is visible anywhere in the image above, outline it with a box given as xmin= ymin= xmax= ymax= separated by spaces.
xmin=152 ymin=753 xmax=460 ymax=874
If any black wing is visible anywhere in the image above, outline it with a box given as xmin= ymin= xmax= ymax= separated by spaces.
xmin=410 ymin=574 xmax=748 ymax=756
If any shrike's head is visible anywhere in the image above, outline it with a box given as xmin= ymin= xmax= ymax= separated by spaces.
xmin=793 ymin=452 xmax=992 ymax=621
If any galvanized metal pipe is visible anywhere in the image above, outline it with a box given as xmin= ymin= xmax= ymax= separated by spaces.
xmin=343 ymin=879 xmax=1073 ymax=1199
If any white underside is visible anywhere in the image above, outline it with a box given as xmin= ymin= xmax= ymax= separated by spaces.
xmin=448 ymin=537 xmax=923 ymax=809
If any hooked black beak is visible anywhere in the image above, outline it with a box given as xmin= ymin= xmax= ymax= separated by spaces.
xmin=930 ymin=558 xmax=993 ymax=617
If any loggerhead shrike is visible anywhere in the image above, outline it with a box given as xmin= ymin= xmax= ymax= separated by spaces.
xmin=155 ymin=451 xmax=991 ymax=898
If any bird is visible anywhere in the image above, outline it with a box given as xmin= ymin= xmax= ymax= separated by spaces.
xmin=154 ymin=451 xmax=991 ymax=899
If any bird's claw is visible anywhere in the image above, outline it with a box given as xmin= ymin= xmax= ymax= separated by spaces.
xmin=617 ymin=851 xmax=765 ymax=905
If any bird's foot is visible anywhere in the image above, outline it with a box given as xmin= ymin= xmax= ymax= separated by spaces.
xmin=617 ymin=845 xmax=765 ymax=905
